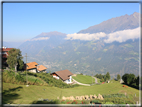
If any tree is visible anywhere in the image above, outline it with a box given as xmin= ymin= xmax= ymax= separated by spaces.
xmin=135 ymin=76 xmax=139 ymax=87
xmin=95 ymin=74 xmax=98 ymax=78
xmin=122 ymin=73 xmax=129 ymax=84
xmin=100 ymin=78 xmax=104 ymax=82
xmin=122 ymin=73 xmax=135 ymax=85
xmin=103 ymin=75 xmax=107 ymax=82
xmin=128 ymin=73 xmax=135 ymax=85
xmin=100 ymin=74 xmax=103 ymax=79
xmin=7 ymin=48 xmax=23 ymax=73
xmin=117 ymin=74 xmax=121 ymax=81
xmin=106 ymin=72 xmax=110 ymax=80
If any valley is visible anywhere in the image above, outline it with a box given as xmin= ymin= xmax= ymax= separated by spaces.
xmin=15 ymin=12 xmax=140 ymax=77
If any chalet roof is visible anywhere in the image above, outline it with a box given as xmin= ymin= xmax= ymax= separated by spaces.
xmin=2 ymin=48 xmax=13 ymax=58
xmin=37 ymin=65 xmax=47 ymax=71
xmin=27 ymin=62 xmax=38 ymax=70
xmin=52 ymin=69 xmax=73 ymax=81
xmin=2 ymin=48 xmax=13 ymax=52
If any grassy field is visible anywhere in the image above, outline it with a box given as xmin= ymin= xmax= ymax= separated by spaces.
xmin=72 ymin=74 xmax=96 ymax=84
xmin=3 ymin=80 xmax=140 ymax=104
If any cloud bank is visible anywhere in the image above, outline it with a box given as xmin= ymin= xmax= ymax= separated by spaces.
xmin=65 ymin=27 xmax=140 ymax=43
xmin=104 ymin=27 xmax=140 ymax=43
xmin=29 ymin=37 xmax=50 ymax=41
xmin=65 ymin=32 xmax=106 ymax=41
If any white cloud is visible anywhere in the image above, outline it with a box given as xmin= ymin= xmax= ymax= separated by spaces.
xmin=104 ymin=27 xmax=140 ymax=43
xmin=29 ymin=37 xmax=50 ymax=41
xmin=65 ymin=27 xmax=140 ymax=43
xmin=65 ymin=32 xmax=106 ymax=41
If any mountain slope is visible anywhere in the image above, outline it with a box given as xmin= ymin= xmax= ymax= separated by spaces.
xmin=40 ymin=39 xmax=139 ymax=77
xmin=18 ymin=31 xmax=67 ymax=56
xmin=78 ymin=12 xmax=139 ymax=34
xmin=18 ymin=12 xmax=140 ymax=77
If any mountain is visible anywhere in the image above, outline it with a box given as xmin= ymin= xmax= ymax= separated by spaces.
xmin=18 ymin=12 xmax=140 ymax=78
xmin=38 ymin=39 xmax=139 ymax=77
xmin=78 ymin=12 xmax=139 ymax=34
xmin=18 ymin=31 xmax=67 ymax=57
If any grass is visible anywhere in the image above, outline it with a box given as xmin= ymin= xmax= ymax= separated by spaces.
xmin=3 ymin=70 xmax=47 ymax=86
xmin=97 ymin=78 xmax=101 ymax=83
xmin=3 ymin=80 xmax=140 ymax=104
xmin=72 ymin=74 xmax=95 ymax=84
xmin=25 ymin=75 xmax=47 ymax=85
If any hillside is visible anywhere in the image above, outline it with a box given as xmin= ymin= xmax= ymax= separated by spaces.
xmin=18 ymin=31 xmax=67 ymax=57
xmin=37 ymin=39 xmax=139 ymax=77
xmin=3 ymin=81 xmax=139 ymax=104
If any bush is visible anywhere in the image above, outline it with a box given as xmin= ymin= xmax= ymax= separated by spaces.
xmin=3 ymin=70 xmax=45 ymax=86
xmin=3 ymin=70 xmax=26 ymax=84
xmin=15 ymin=73 xmax=25 ymax=82
xmin=91 ymin=99 xmax=101 ymax=104
xmin=81 ymin=100 xmax=90 ymax=104
xmin=72 ymin=100 xmax=78 ymax=104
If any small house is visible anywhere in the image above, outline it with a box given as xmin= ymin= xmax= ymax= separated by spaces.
xmin=37 ymin=65 xmax=47 ymax=73
xmin=26 ymin=62 xmax=47 ymax=73
xmin=26 ymin=62 xmax=38 ymax=73
xmin=1 ymin=47 xmax=13 ymax=68
xmin=51 ymin=69 xmax=73 ymax=84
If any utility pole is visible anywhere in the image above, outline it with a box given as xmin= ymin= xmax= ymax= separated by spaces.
xmin=25 ymin=53 xmax=28 ymax=86
xmin=92 ymin=72 xmax=93 ymax=84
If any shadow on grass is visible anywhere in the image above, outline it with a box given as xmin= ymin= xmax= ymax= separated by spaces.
xmin=2 ymin=86 xmax=23 ymax=104
xmin=32 ymin=100 xmax=60 ymax=104
xmin=122 ymin=83 xmax=140 ymax=90
xmin=33 ymin=79 xmax=37 ymax=85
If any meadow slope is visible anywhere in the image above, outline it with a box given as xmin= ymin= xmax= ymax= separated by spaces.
xmin=3 ymin=80 xmax=140 ymax=104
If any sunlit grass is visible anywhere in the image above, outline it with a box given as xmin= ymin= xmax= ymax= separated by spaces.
xmin=3 ymin=81 xmax=140 ymax=104
xmin=72 ymin=74 xmax=95 ymax=84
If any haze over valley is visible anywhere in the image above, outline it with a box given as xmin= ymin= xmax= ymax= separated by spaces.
xmin=10 ymin=12 xmax=140 ymax=78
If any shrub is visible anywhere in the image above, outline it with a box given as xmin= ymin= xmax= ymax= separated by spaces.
xmin=92 ymin=99 xmax=101 ymax=104
xmin=81 ymin=100 xmax=90 ymax=104
xmin=72 ymin=100 xmax=78 ymax=104
xmin=15 ymin=73 xmax=25 ymax=82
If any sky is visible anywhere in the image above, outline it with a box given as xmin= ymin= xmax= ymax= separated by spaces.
xmin=3 ymin=2 xmax=140 ymax=43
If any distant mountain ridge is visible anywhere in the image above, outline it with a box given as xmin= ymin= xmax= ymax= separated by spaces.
xmin=18 ymin=12 xmax=140 ymax=77
xmin=27 ymin=31 xmax=67 ymax=41
xmin=78 ymin=12 xmax=139 ymax=34
xmin=19 ymin=31 xmax=67 ymax=56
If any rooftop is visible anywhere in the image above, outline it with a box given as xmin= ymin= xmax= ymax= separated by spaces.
xmin=52 ymin=69 xmax=73 ymax=81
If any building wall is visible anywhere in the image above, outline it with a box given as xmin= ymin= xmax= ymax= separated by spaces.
xmin=53 ymin=75 xmax=59 ymax=79
xmin=64 ymin=76 xmax=72 ymax=84
xmin=37 ymin=70 xmax=46 ymax=73
xmin=28 ymin=68 xmax=37 ymax=73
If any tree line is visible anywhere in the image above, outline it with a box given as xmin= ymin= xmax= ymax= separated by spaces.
xmin=122 ymin=73 xmax=140 ymax=89
xmin=94 ymin=72 xmax=110 ymax=82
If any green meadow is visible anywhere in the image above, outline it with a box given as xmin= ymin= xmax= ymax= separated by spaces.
xmin=3 ymin=80 xmax=140 ymax=104
xmin=72 ymin=74 xmax=96 ymax=84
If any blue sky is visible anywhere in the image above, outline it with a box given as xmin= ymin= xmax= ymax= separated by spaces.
xmin=3 ymin=3 xmax=140 ymax=42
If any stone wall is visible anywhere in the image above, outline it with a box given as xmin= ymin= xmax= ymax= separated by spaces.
xmin=61 ymin=94 xmax=104 ymax=100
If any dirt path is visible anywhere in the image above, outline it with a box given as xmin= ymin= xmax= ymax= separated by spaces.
xmin=72 ymin=79 xmax=91 ymax=86
xmin=93 ymin=77 xmax=98 ymax=83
